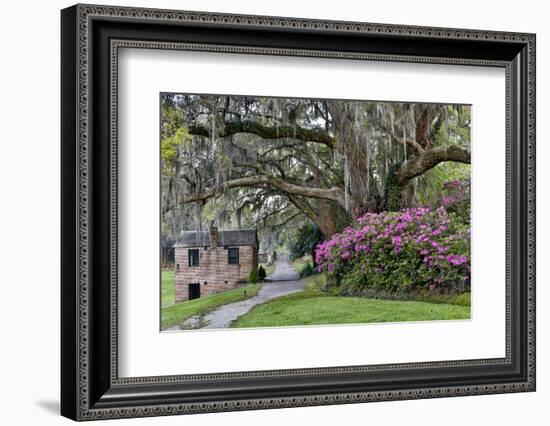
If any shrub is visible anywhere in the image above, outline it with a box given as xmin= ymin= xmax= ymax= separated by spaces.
xmin=248 ymin=267 xmax=260 ymax=284
xmin=291 ymin=223 xmax=323 ymax=261
xmin=300 ymin=262 xmax=315 ymax=278
xmin=315 ymin=206 xmax=470 ymax=295
xmin=258 ymin=265 xmax=267 ymax=280
xmin=440 ymin=178 xmax=470 ymax=224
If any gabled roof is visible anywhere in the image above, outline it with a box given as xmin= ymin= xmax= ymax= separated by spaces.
xmin=175 ymin=229 xmax=258 ymax=248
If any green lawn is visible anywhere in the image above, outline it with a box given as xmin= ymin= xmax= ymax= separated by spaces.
xmin=232 ymin=278 xmax=470 ymax=328
xmin=161 ymin=269 xmax=175 ymax=307
xmin=161 ymin=283 xmax=261 ymax=330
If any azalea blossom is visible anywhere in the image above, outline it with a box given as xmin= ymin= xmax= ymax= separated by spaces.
xmin=315 ymin=205 xmax=470 ymax=290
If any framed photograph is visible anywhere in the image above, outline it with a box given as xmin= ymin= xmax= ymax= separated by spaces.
xmin=61 ymin=4 xmax=536 ymax=421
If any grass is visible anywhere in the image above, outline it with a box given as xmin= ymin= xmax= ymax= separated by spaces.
xmin=232 ymin=275 xmax=470 ymax=328
xmin=162 ymin=268 xmax=470 ymax=329
xmin=161 ymin=283 xmax=261 ymax=330
xmin=161 ymin=269 xmax=175 ymax=307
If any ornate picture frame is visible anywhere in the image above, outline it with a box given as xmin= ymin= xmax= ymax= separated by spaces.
xmin=61 ymin=4 xmax=535 ymax=421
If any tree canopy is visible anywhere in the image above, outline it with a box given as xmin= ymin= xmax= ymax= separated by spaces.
xmin=160 ymin=94 xmax=471 ymax=247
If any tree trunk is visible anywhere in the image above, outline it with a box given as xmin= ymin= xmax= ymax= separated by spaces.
xmin=288 ymin=195 xmax=350 ymax=238
xmin=316 ymin=199 xmax=351 ymax=236
xmin=326 ymin=102 xmax=371 ymax=216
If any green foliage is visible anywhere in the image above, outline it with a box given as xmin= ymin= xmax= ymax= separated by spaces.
xmin=416 ymin=162 xmax=470 ymax=207
xmin=259 ymin=263 xmax=274 ymax=277
xmin=410 ymin=290 xmax=471 ymax=306
xmin=299 ymin=262 xmax=315 ymax=278
xmin=248 ymin=267 xmax=260 ymax=284
xmin=291 ymin=223 xmax=323 ymax=262
xmin=161 ymin=105 xmax=185 ymax=140
xmin=445 ymin=292 xmax=471 ymax=306
xmin=440 ymin=179 xmax=471 ymax=224
xmin=383 ymin=163 xmax=405 ymax=211
xmin=302 ymin=274 xmax=327 ymax=292
xmin=159 ymin=94 xmax=471 ymax=255
xmin=305 ymin=273 xmax=470 ymax=306
xmin=316 ymin=205 xmax=471 ymax=296
xmin=292 ymin=255 xmax=312 ymax=271
xmin=161 ymin=126 xmax=191 ymax=176
xmin=258 ymin=265 xmax=267 ymax=280
xmin=336 ymin=278 xmax=471 ymax=306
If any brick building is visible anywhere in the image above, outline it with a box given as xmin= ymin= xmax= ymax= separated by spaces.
xmin=174 ymin=227 xmax=258 ymax=302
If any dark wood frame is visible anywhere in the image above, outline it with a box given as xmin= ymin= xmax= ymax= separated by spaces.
xmin=61 ymin=4 xmax=536 ymax=421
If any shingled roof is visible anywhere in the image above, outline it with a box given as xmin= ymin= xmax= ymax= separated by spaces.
xmin=175 ymin=229 xmax=258 ymax=248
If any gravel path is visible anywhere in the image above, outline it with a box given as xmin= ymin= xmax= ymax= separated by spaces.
xmin=172 ymin=261 xmax=303 ymax=330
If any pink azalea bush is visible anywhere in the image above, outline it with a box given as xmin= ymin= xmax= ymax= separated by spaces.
xmin=440 ymin=179 xmax=470 ymax=224
xmin=315 ymin=206 xmax=470 ymax=295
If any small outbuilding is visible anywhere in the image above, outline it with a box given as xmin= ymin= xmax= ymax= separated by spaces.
xmin=174 ymin=227 xmax=258 ymax=302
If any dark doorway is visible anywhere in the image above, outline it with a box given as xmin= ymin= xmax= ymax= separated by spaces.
xmin=188 ymin=283 xmax=200 ymax=300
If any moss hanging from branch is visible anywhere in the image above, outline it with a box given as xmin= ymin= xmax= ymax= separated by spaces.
xmin=189 ymin=120 xmax=334 ymax=147
xmin=384 ymin=163 xmax=405 ymax=211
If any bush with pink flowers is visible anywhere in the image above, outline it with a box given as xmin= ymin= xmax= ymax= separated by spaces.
xmin=315 ymin=205 xmax=470 ymax=296
xmin=440 ymin=178 xmax=470 ymax=224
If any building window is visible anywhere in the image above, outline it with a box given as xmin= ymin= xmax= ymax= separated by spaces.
xmin=188 ymin=249 xmax=199 ymax=267
xmin=228 ymin=247 xmax=239 ymax=265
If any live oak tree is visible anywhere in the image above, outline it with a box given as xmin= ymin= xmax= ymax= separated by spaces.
xmin=161 ymin=94 xmax=470 ymax=239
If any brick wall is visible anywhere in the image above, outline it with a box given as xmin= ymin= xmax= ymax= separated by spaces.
xmin=174 ymin=245 xmax=257 ymax=302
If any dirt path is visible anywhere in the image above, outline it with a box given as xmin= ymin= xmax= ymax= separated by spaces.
xmin=173 ymin=261 xmax=304 ymax=330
